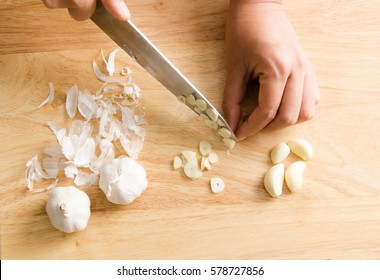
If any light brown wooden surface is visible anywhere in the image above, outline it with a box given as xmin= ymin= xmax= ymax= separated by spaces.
xmin=1 ymin=0 xmax=380 ymax=260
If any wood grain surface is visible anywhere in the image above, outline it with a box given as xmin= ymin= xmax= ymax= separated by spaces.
xmin=1 ymin=0 xmax=380 ymax=259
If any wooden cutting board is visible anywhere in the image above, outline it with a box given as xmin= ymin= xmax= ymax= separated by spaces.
xmin=1 ymin=0 xmax=380 ymax=259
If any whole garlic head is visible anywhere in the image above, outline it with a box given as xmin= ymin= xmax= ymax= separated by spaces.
xmin=46 ymin=186 xmax=91 ymax=233
xmin=99 ymin=156 xmax=148 ymax=204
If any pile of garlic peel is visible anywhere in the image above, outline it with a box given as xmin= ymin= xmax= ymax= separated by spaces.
xmin=264 ymin=139 xmax=313 ymax=198
xmin=25 ymin=49 xmax=148 ymax=233
xmin=173 ymin=140 xmax=225 ymax=193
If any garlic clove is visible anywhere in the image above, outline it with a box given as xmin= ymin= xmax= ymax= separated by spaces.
xmin=288 ymin=139 xmax=313 ymax=160
xmin=199 ymin=140 xmax=212 ymax=156
xmin=210 ymin=177 xmax=225 ymax=193
xmin=264 ymin=163 xmax=284 ymax=198
xmin=46 ymin=186 xmax=91 ymax=233
xmin=270 ymin=142 xmax=290 ymax=164
xmin=285 ymin=161 xmax=307 ymax=193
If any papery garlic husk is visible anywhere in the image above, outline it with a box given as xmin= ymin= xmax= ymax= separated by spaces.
xmin=99 ymin=157 xmax=148 ymax=204
xmin=46 ymin=186 xmax=91 ymax=233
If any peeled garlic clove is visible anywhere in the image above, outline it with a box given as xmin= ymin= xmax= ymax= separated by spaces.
xmin=270 ymin=142 xmax=290 ymax=164
xmin=46 ymin=186 xmax=91 ymax=233
xmin=184 ymin=163 xmax=202 ymax=180
xmin=264 ymin=163 xmax=284 ymax=198
xmin=210 ymin=177 xmax=225 ymax=193
xmin=208 ymin=152 xmax=218 ymax=164
xmin=288 ymin=139 xmax=313 ymax=160
xmin=199 ymin=140 xmax=212 ymax=156
xmin=285 ymin=161 xmax=307 ymax=193
xmin=99 ymin=157 xmax=148 ymax=204
xmin=173 ymin=156 xmax=182 ymax=170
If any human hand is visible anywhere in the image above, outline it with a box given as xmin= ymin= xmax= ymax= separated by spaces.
xmin=42 ymin=0 xmax=130 ymax=21
xmin=223 ymin=0 xmax=320 ymax=141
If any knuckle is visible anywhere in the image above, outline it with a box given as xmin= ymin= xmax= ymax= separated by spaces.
xmin=260 ymin=107 xmax=278 ymax=122
xmin=279 ymin=114 xmax=298 ymax=126
xmin=298 ymin=109 xmax=315 ymax=122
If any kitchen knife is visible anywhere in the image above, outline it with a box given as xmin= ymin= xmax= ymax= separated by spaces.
xmin=90 ymin=2 xmax=237 ymax=142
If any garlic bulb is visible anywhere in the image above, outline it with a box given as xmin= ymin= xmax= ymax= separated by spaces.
xmin=99 ymin=157 xmax=148 ymax=204
xmin=46 ymin=186 xmax=91 ymax=233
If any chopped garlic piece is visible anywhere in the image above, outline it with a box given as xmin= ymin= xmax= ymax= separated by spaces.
xmin=210 ymin=177 xmax=225 ymax=193
xmin=206 ymin=107 xmax=218 ymax=122
xmin=184 ymin=163 xmax=202 ymax=180
xmin=199 ymin=140 xmax=212 ymax=156
xmin=195 ymin=99 xmax=207 ymax=111
xmin=222 ymin=138 xmax=236 ymax=149
xmin=204 ymin=119 xmax=218 ymax=130
xmin=217 ymin=127 xmax=232 ymax=139
xmin=177 ymin=95 xmax=186 ymax=103
xmin=35 ymin=82 xmax=54 ymax=110
xmin=181 ymin=150 xmax=197 ymax=163
xmin=208 ymin=152 xmax=219 ymax=164
xmin=200 ymin=156 xmax=211 ymax=171
xmin=186 ymin=94 xmax=196 ymax=105
xmin=173 ymin=156 xmax=182 ymax=170
xmin=121 ymin=67 xmax=132 ymax=76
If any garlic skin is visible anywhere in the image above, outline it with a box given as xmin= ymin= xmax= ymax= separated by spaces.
xmin=99 ymin=157 xmax=148 ymax=204
xmin=46 ymin=186 xmax=91 ymax=233
xmin=285 ymin=161 xmax=307 ymax=193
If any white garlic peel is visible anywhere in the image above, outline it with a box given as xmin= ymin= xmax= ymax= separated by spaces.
xmin=264 ymin=163 xmax=284 ymax=198
xmin=270 ymin=142 xmax=290 ymax=164
xmin=285 ymin=161 xmax=307 ymax=193
xmin=46 ymin=186 xmax=91 ymax=233
xmin=99 ymin=157 xmax=147 ymax=204
xmin=288 ymin=139 xmax=313 ymax=160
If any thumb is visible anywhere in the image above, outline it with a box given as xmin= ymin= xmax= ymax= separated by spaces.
xmin=222 ymin=68 xmax=247 ymax=133
xmin=102 ymin=0 xmax=131 ymax=21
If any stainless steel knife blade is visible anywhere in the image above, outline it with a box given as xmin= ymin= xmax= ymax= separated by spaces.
xmin=91 ymin=3 xmax=236 ymax=142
